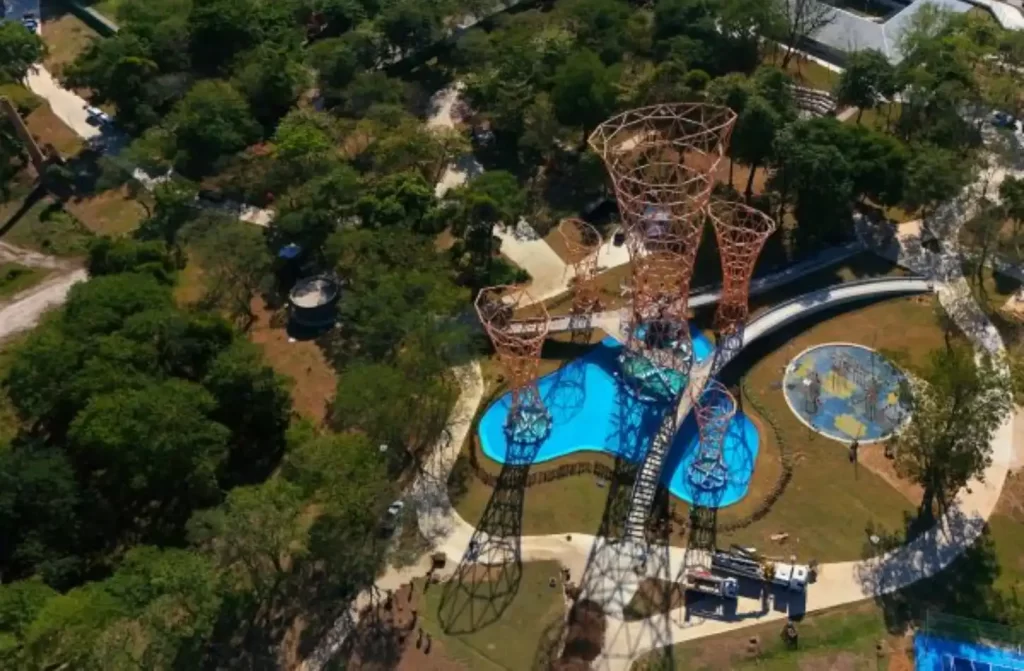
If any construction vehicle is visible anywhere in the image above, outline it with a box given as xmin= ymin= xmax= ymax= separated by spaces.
xmin=711 ymin=548 xmax=809 ymax=592
xmin=683 ymin=569 xmax=738 ymax=599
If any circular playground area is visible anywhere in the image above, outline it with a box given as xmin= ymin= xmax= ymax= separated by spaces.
xmin=782 ymin=343 xmax=911 ymax=444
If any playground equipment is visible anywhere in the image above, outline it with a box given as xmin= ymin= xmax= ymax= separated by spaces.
xmin=558 ymin=218 xmax=603 ymax=333
xmin=708 ymin=200 xmax=778 ymax=372
xmin=589 ymin=103 xmax=737 ymax=400
xmin=689 ymin=380 xmax=737 ymax=492
xmin=475 ymin=285 xmax=552 ymax=445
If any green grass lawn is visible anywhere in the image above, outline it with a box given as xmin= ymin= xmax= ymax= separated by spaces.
xmin=0 ymin=263 xmax=48 ymax=300
xmin=635 ymin=601 xmax=900 ymax=670
xmin=760 ymin=50 xmax=839 ymax=92
xmin=0 ymin=194 xmax=94 ymax=257
xmin=417 ymin=560 xmax=567 ymax=671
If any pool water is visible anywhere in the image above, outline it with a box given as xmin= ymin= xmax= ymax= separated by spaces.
xmin=478 ymin=333 xmax=760 ymax=508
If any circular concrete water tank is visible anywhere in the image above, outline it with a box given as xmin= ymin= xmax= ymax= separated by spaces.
xmin=288 ymin=275 xmax=340 ymax=328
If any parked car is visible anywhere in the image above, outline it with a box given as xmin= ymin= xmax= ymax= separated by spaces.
xmin=21 ymin=12 xmax=38 ymax=32
xmin=991 ymin=110 xmax=1017 ymax=128
xmin=85 ymin=105 xmax=112 ymax=126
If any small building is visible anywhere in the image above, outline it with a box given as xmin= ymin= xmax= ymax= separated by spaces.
xmin=288 ymin=274 xmax=340 ymax=329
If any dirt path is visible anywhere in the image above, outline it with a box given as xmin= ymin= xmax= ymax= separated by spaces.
xmin=0 ymin=267 xmax=87 ymax=342
xmin=0 ymin=241 xmax=78 ymax=270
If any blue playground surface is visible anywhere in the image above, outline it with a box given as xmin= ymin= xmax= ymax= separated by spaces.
xmin=782 ymin=343 xmax=911 ymax=444
xmin=915 ymin=633 xmax=1024 ymax=670
xmin=478 ymin=332 xmax=759 ymax=508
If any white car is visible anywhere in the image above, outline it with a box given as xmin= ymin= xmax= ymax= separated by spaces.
xmin=85 ymin=106 xmax=112 ymax=126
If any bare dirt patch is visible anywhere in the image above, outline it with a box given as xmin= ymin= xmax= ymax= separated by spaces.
xmin=858 ymin=443 xmax=923 ymax=505
xmin=995 ymin=469 xmax=1024 ymax=523
xmin=65 ymin=185 xmax=150 ymax=236
xmin=248 ymin=299 xmax=336 ymax=423
xmin=41 ymin=8 xmax=101 ymax=77
xmin=24 ymin=104 xmax=84 ymax=158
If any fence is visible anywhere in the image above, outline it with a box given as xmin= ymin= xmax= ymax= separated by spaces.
xmin=923 ymin=610 xmax=1024 ymax=654
xmin=465 ymin=374 xmax=795 ymax=536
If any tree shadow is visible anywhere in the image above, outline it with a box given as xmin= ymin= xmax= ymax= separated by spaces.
xmin=0 ymin=183 xmax=47 ymax=239
xmin=855 ymin=505 xmax=1010 ymax=636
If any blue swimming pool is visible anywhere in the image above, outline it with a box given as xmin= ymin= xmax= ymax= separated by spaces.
xmin=478 ymin=333 xmax=760 ymax=508
xmin=915 ymin=633 xmax=1024 ymax=670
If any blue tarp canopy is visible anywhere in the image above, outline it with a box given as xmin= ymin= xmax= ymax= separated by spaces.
xmin=277 ymin=243 xmax=302 ymax=260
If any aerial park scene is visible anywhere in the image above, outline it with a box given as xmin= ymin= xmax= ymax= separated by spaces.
xmin=4 ymin=0 xmax=1024 ymax=668
xmin=478 ymin=102 xmax=771 ymax=512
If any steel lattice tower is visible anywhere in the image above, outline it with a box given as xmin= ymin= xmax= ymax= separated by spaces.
xmin=589 ymin=103 xmax=737 ymax=399
xmin=708 ymin=200 xmax=778 ymax=372
xmin=558 ymin=218 xmax=603 ymax=320
xmin=689 ymin=379 xmax=737 ymax=492
xmin=475 ymin=285 xmax=552 ymax=444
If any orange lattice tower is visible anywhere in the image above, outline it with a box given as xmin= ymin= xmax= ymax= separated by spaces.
xmin=708 ymin=200 xmax=778 ymax=372
xmin=689 ymin=379 xmax=737 ymax=493
xmin=589 ymin=103 xmax=737 ymax=399
xmin=475 ymin=285 xmax=552 ymax=444
xmin=558 ymin=218 xmax=603 ymax=317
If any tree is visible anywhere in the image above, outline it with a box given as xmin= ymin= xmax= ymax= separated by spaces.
xmin=203 ymin=341 xmax=293 ymax=484
xmin=356 ymin=170 xmax=438 ymax=231
xmin=339 ymin=71 xmax=407 ymax=117
xmin=563 ymin=0 xmax=632 ymax=64
xmin=13 ymin=547 xmax=221 ymax=669
xmin=0 ymin=449 xmax=82 ymax=587
xmin=187 ymin=479 xmax=307 ymax=601
xmin=135 ymin=177 xmax=199 ymax=244
xmin=999 ymin=176 xmax=1024 ymax=256
xmin=284 ymin=432 xmax=391 ymax=596
xmin=232 ymin=43 xmax=310 ymax=127
xmin=377 ymin=0 xmax=443 ymax=56
xmin=551 ymin=49 xmax=617 ymax=148
xmin=835 ymin=49 xmax=896 ymax=123
xmin=87 ymin=237 xmax=179 ymax=283
xmin=894 ymin=344 xmax=1011 ymax=520
xmin=0 ymin=580 xmax=58 ymax=648
xmin=272 ymin=164 xmax=363 ymax=253
xmin=308 ymin=37 xmax=358 ymax=106
xmin=165 ymin=80 xmax=260 ymax=175
xmin=0 ymin=23 xmax=46 ymax=83
xmin=67 ymin=380 xmax=231 ymax=533
xmin=730 ymin=95 xmax=780 ymax=200
xmin=188 ymin=0 xmax=264 ymax=74
xmin=779 ymin=0 xmax=836 ymax=68
xmin=63 ymin=34 xmax=163 ymax=131
xmin=904 ymin=143 xmax=974 ymax=218
xmin=190 ymin=219 xmax=272 ymax=328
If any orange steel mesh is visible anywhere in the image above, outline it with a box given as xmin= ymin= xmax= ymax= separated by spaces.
xmin=708 ymin=200 xmax=778 ymax=335
xmin=475 ymin=285 xmax=550 ymax=435
xmin=588 ymin=103 xmax=736 ymax=247
xmin=693 ymin=380 xmax=737 ymax=449
xmin=558 ymin=218 xmax=603 ymax=316
xmin=589 ymin=104 xmax=737 ymax=356
xmin=689 ymin=379 xmax=737 ymax=489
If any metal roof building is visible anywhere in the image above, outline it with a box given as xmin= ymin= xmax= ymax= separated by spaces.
xmin=802 ymin=0 xmax=976 ymax=64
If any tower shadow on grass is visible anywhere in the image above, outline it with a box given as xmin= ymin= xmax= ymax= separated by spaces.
xmin=436 ymin=362 xmax=589 ymax=635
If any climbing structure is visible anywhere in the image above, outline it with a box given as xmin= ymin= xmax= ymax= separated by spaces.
xmin=558 ymin=218 xmax=603 ymax=319
xmin=689 ymin=380 xmax=737 ymax=492
xmin=708 ymin=200 xmax=778 ymax=372
xmin=475 ymin=285 xmax=552 ymax=444
xmin=589 ymin=103 xmax=737 ymax=400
